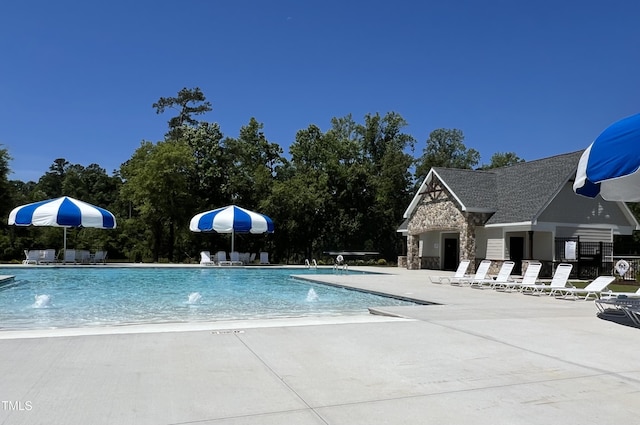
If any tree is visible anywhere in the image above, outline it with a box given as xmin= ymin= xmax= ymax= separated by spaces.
xmin=414 ymin=129 xmax=480 ymax=180
xmin=222 ymin=118 xmax=283 ymax=207
xmin=120 ymin=140 xmax=195 ymax=262
xmin=0 ymin=146 xmax=13 ymax=217
xmin=479 ymin=152 xmax=525 ymax=169
xmin=355 ymin=112 xmax=416 ymax=258
xmin=179 ymin=122 xmax=226 ymax=209
xmin=153 ymin=87 xmax=212 ymax=139
xmin=36 ymin=158 xmax=69 ymax=198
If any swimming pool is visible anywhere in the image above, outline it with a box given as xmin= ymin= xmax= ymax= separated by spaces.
xmin=0 ymin=267 xmax=417 ymax=330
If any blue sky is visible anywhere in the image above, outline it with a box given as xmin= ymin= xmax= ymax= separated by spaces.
xmin=1 ymin=0 xmax=639 ymax=182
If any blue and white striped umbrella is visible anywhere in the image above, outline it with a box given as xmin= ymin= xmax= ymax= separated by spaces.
xmin=8 ymin=196 xmax=117 ymax=251
xmin=189 ymin=205 xmax=274 ymax=252
xmin=574 ymin=113 xmax=640 ymax=201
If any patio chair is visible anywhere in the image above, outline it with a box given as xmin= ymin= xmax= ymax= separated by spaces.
xmin=229 ymin=251 xmax=244 ymax=266
xmin=474 ymin=261 xmax=515 ymax=290
xmin=92 ymin=250 xmax=108 ymax=264
xmin=554 ymin=276 xmax=616 ymax=300
xmin=429 ymin=260 xmax=471 ymax=284
xmin=456 ymin=260 xmax=492 ymax=286
xmin=23 ymin=250 xmax=39 ymax=265
xmin=503 ymin=262 xmax=542 ymax=292
xmin=63 ymin=249 xmax=77 ymax=264
xmin=259 ymin=252 xmax=270 ymax=265
xmin=199 ymin=251 xmax=215 ymax=265
xmin=77 ymin=250 xmax=91 ymax=264
xmin=216 ymin=251 xmax=232 ymax=266
xmin=39 ymin=249 xmax=57 ymax=264
xmin=522 ymin=263 xmax=573 ymax=296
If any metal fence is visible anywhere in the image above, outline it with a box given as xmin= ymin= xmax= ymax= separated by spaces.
xmin=554 ymin=238 xmax=614 ymax=279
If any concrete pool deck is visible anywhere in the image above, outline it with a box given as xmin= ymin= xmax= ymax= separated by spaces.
xmin=1 ymin=265 xmax=639 ymax=424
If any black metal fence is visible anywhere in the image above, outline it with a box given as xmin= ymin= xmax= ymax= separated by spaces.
xmin=554 ymin=238 xmax=613 ymax=279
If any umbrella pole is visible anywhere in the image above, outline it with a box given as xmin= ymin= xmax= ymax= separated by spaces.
xmin=231 ymin=229 xmax=235 ymax=252
xmin=64 ymin=227 xmax=67 ymax=254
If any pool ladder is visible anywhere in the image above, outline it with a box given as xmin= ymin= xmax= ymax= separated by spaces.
xmin=333 ymin=262 xmax=348 ymax=273
xmin=305 ymin=259 xmax=317 ymax=269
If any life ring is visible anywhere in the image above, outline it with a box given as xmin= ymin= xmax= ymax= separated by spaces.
xmin=615 ymin=259 xmax=630 ymax=276
xmin=336 ymin=255 xmax=344 ymax=264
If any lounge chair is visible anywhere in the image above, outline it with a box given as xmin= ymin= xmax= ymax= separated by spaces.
xmin=456 ymin=260 xmax=492 ymax=286
xmin=259 ymin=252 xmax=270 ymax=265
xmin=216 ymin=251 xmax=232 ymax=266
xmin=77 ymin=250 xmax=91 ymax=264
xmin=503 ymin=262 xmax=542 ymax=292
xmin=553 ymin=276 xmax=615 ymax=300
xmin=63 ymin=249 xmax=77 ymax=264
xmin=229 ymin=251 xmax=244 ymax=266
xmin=474 ymin=261 xmax=515 ymax=290
xmin=92 ymin=250 xmax=107 ymax=264
xmin=39 ymin=249 xmax=57 ymax=264
xmin=429 ymin=260 xmax=471 ymax=284
xmin=522 ymin=263 xmax=573 ymax=296
xmin=23 ymin=250 xmax=39 ymax=265
xmin=199 ymin=251 xmax=215 ymax=265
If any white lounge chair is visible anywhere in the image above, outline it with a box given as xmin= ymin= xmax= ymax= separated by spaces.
xmin=555 ymin=276 xmax=616 ymax=300
xmin=77 ymin=250 xmax=91 ymax=264
xmin=216 ymin=251 xmax=232 ymax=266
xmin=475 ymin=261 xmax=515 ymax=290
xmin=63 ymin=249 xmax=77 ymax=264
xmin=199 ymin=251 xmax=214 ymax=265
xmin=259 ymin=252 xmax=270 ymax=265
xmin=23 ymin=250 xmax=39 ymax=265
xmin=502 ymin=262 xmax=542 ymax=292
xmin=523 ymin=263 xmax=573 ymax=296
xmin=229 ymin=251 xmax=244 ymax=266
xmin=429 ymin=260 xmax=471 ymax=284
xmin=39 ymin=249 xmax=57 ymax=264
xmin=92 ymin=250 xmax=108 ymax=264
xmin=454 ymin=260 xmax=492 ymax=286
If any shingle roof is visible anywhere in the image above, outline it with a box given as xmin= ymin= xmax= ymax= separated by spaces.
xmin=431 ymin=151 xmax=584 ymax=225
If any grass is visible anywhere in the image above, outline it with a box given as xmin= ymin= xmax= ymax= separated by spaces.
xmin=569 ymin=280 xmax=640 ymax=292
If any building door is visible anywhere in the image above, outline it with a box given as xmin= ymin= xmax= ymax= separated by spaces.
xmin=443 ymin=238 xmax=458 ymax=271
xmin=510 ymin=237 xmax=524 ymax=275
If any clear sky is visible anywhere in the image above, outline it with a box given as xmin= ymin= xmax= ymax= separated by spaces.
xmin=1 ymin=0 xmax=639 ymax=182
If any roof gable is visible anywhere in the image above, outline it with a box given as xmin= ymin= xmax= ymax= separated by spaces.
xmin=404 ymin=151 xmax=586 ymax=224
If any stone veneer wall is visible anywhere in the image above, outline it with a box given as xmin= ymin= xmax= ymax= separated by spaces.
xmin=406 ymin=196 xmax=476 ymax=270
xmin=405 ymin=186 xmax=490 ymax=271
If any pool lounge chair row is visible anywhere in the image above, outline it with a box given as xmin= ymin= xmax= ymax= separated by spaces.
xmin=23 ymin=249 xmax=108 ymax=265
xmin=431 ymin=260 xmax=618 ymax=300
xmin=199 ymin=251 xmax=270 ymax=266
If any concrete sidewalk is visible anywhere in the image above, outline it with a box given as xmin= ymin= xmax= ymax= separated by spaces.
xmin=1 ymin=267 xmax=639 ymax=424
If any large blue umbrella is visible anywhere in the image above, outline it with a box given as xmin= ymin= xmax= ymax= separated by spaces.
xmin=574 ymin=113 xmax=640 ymax=201
xmin=8 ymin=196 xmax=117 ymax=252
xmin=189 ymin=205 xmax=274 ymax=252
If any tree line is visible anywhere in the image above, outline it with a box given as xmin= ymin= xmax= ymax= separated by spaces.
xmin=0 ymin=88 xmax=526 ymax=264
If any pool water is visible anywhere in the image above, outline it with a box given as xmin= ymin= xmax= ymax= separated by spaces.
xmin=0 ymin=267 xmax=416 ymax=330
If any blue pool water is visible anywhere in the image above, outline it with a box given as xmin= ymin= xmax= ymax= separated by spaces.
xmin=0 ymin=267 xmax=415 ymax=330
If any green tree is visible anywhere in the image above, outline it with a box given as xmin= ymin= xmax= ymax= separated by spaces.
xmin=36 ymin=158 xmax=69 ymax=198
xmin=222 ymin=117 xmax=283 ymax=207
xmin=179 ymin=122 xmax=226 ymax=209
xmin=414 ymin=128 xmax=479 ymax=180
xmin=120 ymin=140 xmax=195 ymax=262
xmin=479 ymin=152 xmax=525 ymax=169
xmin=0 ymin=146 xmax=13 ymax=216
xmin=153 ymin=87 xmax=212 ymax=139
xmin=356 ymin=112 xmax=415 ymax=258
